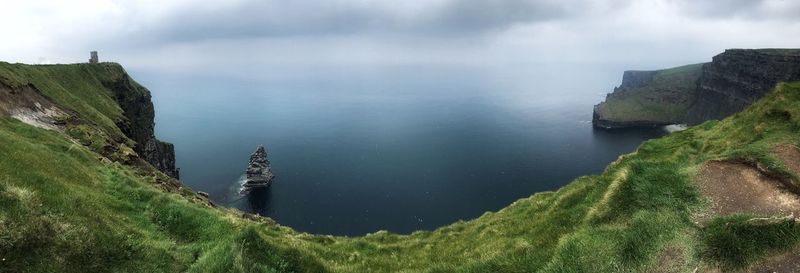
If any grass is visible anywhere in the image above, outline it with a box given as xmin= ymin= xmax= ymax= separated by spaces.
xmin=3 ymin=62 xmax=800 ymax=272
xmin=702 ymin=215 xmax=800 ymax=270
xmin=596 ymin=63 xmax=704 ymax=123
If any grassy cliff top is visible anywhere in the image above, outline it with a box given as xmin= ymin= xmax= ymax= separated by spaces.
xmin=3 ymin=62 xmax=800 ymax=272
xmin=0 ymin=62 xmax=134 ymax=137
xmin=595 ymin=63 xmax=704 ymax=124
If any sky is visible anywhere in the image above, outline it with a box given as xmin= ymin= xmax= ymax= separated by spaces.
xmin=1 ymin=0 xmax=799 ymax=84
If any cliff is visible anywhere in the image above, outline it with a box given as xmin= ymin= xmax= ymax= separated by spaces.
xmin=5 ymin=61 xmax=800 ymax=272
xmin=686 ymin=49 xmax=800 ymax=124
xmin=0 ymin=62 xmax=178 ymax=178
xmin=593 ymin=48 xmax=800 ymax=128
xmin=101 ymin=70 xmax=179 ymax=178
xmin=593 ymin=63 xmax=704 ymax=128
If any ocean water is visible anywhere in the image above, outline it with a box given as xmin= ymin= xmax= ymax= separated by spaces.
xmin=139 ymin=65 xmax=667 ymax=236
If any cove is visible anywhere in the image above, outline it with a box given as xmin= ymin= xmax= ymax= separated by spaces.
xmin=141 ymin=65 xmax=667 ymax=236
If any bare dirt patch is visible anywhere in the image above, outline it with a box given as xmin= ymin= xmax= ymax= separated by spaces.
xmin=747 ymin=248 xmax=800 ymax=273
xmin=647 ymin=245 xmax=687 ymax=273
xmin=774 ymin=144 xmax=800 ymax=178
xmin=0 ymin=82 xmax=69 ymax=130
xmin=697 ymin=161 xmax=800 ymax=217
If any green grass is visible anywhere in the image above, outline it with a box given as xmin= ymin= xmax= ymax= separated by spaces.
xmin=596 ymin=63 xmax=704 ymax=123
xmin=702 ymin=215 xmax=800 ymax=270
xmin=0 ymin=62 xmax=127 ymax=138
xmin=3 ymin=62 xmax=800 ymax=272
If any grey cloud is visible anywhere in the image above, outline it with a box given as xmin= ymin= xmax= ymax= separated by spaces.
xmin=677 ymin=0 xmax=800 ymax=20
xmin=138 ymin=0 xmax=575 ymax=43
xmin=421 ymin=0 xmax=569 ymax=33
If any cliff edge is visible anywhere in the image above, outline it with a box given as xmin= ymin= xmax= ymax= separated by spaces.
xmin=4 ymin=60 xmax=800 ymax=272
xmin=593 ymin=49 xmax=800 ymax=129
xmin=687 ymin=49 xmax=800 ymax=124
xmin=593 ymin=63 xmax=703 ymax=128
xmin=0 ymin=61 xmax=178 ymax=178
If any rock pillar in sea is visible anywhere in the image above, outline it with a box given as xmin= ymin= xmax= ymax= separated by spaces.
xmin=243 ymin=145 xmax=274 ymax=192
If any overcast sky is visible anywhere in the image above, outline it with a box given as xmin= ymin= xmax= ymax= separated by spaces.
xmin=1 ymin=0 xmax=799 ymax=83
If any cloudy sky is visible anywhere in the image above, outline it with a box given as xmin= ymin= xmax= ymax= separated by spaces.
xmin=1 ymin=0 xmax=799 ymax=83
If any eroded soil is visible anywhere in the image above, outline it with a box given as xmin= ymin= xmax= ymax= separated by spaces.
xmin=697 ymin=161 xmax=800 ymax=217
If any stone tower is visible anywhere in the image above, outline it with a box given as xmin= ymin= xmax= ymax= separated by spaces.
xmin=89 ymin=51 xmax=98 ymax=64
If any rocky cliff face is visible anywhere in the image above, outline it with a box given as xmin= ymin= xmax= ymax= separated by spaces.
xmin=619 ymin=70 xmax=659 ymax=89
xmin=0 ymin=62 xmax=179 ymax=178
xmin=686 ymin=49 xmax=800 ymax=124
xmin=593 ymin=49 xmax=800 ymax=129
xmin=102 ymin=73 xmax=179 ymax=178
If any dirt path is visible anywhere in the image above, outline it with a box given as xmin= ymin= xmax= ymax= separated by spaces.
xmin=695 ymin=145 xmax=800 ymax=272
xmin=748 ymin=249 xmax=800 ymax=273
xmin=697 ymin=161 xmax=800 ymax=217
xmin=774 ymin=144 xmax=800 ymax=177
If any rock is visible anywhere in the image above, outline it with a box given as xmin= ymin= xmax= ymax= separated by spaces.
xmin=619 ymin=70 xmax=659 ymax=89
xmin=198 ymin=191 xmax=209 ymax=198
xmin=242 ymin=213 xmax=261 ymax=221
xmin=686 ymin=49 xmax=800 ymax=124
xmin=242 ymin=145 xmax=274 ymax=192
xmin=102 ymin=69 xmax=179 ymax=179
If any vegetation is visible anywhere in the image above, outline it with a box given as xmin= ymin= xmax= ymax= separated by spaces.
xmin=2 ymin=63 xmax=800 ymax=272
xmin=0 ymin=62 xmax=131 ymax=139
xmin=595 ymin=63 xmax=704 ymax=123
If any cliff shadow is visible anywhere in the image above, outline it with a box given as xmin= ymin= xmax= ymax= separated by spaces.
xmin=246 ymin=187 xmax=274 ymax=214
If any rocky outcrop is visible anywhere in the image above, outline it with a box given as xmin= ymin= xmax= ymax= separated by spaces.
xmin=619 ymin=70 xmax=659 ymax=89
xmin=101 ymin=70 xmax=179 ymax=178
xmin=243 ymin=145 xmax=274 ymax=192
xmin=593 ymin=49 xmax=800 ymax=129
xmin=686 ymin=49 xmax=800 ymax=124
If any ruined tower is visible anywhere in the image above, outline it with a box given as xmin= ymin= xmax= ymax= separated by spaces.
xmin=89 ymin=51 xmax=98 ymax=64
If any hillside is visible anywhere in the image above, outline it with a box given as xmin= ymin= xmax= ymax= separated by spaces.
xmin=0 ymin=62 xmax=178 ymax=178
xmin=594 ymin=48 xmax=800 ymax=129
xmin=3 ymin=62 xmax=800 ymax=272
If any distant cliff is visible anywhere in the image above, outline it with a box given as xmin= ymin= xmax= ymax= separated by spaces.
xmin=686 ymin=49 xmax=800 ymax=124
xmin=593 ymin=49 xmax=800 ymax=129
xmin=593 ymin=63 xmax=704 ymax=128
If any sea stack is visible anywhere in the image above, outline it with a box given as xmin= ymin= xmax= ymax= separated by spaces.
xmin=243 ymin=145 xmax=274 ymax=192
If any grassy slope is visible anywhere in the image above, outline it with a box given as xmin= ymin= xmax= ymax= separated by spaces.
xmin=0 ymin=62 xmax=128 ymax=138
xmin=596 ymin=63 xmax=704 ymax=123
xmin=2 ymin=63 xmax=800 ymax=272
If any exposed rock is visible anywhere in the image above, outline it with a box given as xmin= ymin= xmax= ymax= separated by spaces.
xmin=101 ymin=69 xmax=179 ymax=179
xmin=0 ymin=82 xmax=70 ymax=131
xmin=619 ymin=70 xmax=659 ymax=89
xmin=686 ymin=49 xmax=800 ymax=124
xmin=242 ymin=145 xmax=274 ymax=192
